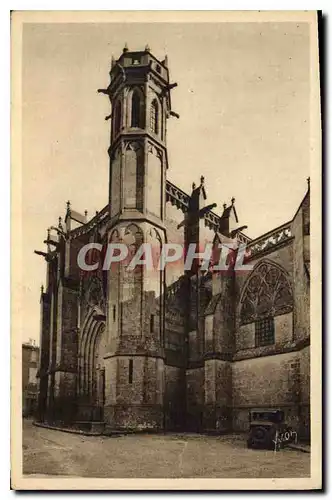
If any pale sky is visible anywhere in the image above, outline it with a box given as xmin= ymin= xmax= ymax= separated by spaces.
xmin=21 ymin=21 xmax=311 ymax=343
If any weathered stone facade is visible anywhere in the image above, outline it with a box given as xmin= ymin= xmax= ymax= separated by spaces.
xmin=36 ymin=47 xmax=310 ymax=439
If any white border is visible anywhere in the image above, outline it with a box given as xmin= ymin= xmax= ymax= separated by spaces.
xmin=3 ymin=4 xmax=328 ymax=497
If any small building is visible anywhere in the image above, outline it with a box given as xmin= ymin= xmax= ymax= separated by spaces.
xmin=22 ymin=340 xmax=39 ymax=417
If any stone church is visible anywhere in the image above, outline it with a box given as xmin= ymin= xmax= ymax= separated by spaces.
xmin=36 ymin=46 xmax=310 ymax=438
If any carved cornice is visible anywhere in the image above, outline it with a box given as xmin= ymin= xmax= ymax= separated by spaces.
xmin=165 ymin=180 xmax=189 ymax=212
xmin=233 ymin=336 xmax=310 ymax=361
xmin=108 ymin=132 xmax=167 ymax=159
xmin=184 ymin=336 xmax=310 ymax=368
xmin=246 ymin=222 xmax=292 ymax=260
xmin=203 ymin=352 xmax=233 ymax=362
xmin=205 ymin=211 xmax=219 ymax=231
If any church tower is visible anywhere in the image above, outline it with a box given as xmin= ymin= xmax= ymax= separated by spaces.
xmin=98 ymin=45 xmax=174 ymax=430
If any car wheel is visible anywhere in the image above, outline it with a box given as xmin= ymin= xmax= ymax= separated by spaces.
xmin=250 ymin=426 xmax=270 ymax=449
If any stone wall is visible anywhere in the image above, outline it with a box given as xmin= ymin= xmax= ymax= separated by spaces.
xmin=60 ymin=286 xmax=79 ymax=371
xmin=164 ymin=364 xmax=186 ymax=430
xmin=50 ymin=370 xmax=77 ymax=423
xmin=104 ymin=355 xmax=164 ymax=430
xmin=292 ymin=196 xmax=310 ymax=342
xmin=299 ymin=345 xmax=310 ymax=438
xmin=186 ymin=367 xmax=204 ymax=431
xmin=203 ymin=359 xmax=232 ymax=432
xmin=165 ymin=202 xmax=185 ymax=287
xmin=232 ymin=352 xmax=301 ymax=432
xmin=37 ymin=293 xmax=51 ymax=420
xmin=235 ymin=312 xmax=293 ymax=355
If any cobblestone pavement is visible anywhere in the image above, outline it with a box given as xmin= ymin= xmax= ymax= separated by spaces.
xmin=23 ymin=419 xmax=310 ymax=478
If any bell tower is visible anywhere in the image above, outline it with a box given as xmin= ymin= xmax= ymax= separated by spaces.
xmin=99 ymin=44 xmax=175 ymax=225
xmin=98 ymin=45 xmax=177 ymax=430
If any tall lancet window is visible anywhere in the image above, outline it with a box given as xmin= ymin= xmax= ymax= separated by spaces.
xmin=131 ymin=89 xmax=142 ymax=128
xmin=114 ymin=100 xmax=122 ymax=137
xmin=150 ymin=99 xmax=159 ymax=135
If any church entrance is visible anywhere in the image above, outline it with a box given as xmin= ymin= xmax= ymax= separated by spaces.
xmin=77 ymin=311 xmax=106 ymax=423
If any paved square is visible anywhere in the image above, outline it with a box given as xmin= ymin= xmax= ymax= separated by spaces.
xmin=23 ymin=420 xmax=310 ymax=478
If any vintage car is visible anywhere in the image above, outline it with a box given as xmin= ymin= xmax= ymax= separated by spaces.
xmin=247 ymin=408 xmax=297 ymax=450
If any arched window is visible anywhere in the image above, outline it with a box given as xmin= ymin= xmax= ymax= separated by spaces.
xmin=150 ymin=99 xmax=159 ymax=135
xmin=131 ymin=89 xmax=142 ymax=128
xmin=240 ymin=261 xmax=293 ymax=346
xmin=114 ymin=101 xmax=122 ymax=137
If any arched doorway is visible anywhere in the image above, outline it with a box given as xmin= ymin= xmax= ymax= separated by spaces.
xmin=78 ymin=309 xmax=106 ymax=422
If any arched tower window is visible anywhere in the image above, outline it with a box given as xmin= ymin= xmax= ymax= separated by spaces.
xmin=150 ymin=99 xmax=159 ymax=135
xmin=113 ymin=100 xmax=122 ymax=137
xmin=131 ymin=89 xmax=143 ymax=128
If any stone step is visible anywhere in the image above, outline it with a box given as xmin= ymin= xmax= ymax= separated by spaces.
xmin=34 ymin=421 xmax=102 ymax=436
xmin=102 ymin=426 xmax=136 ymax=437
xmin=74 ymin=421 xmax=105 ymax=434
